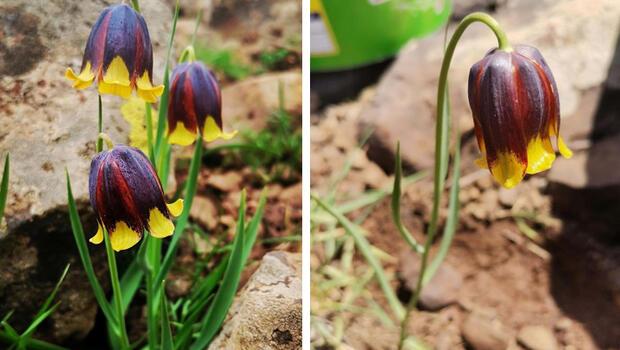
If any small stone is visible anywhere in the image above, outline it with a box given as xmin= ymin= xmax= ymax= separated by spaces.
xmin=554 ymin=318 xmax=572 ymax=331
xmin=461 ymin=313 xmax=510 ymax=350
xmin=189 ymin=196 xmax=219 ymax=230
xmin=207 ymin=171 xmax=243 ymax=192
xmin=399 ymin=253 xmax=462 ymax=311
xmin=517 ymin=326 xmax=558 ymax=350
xmin=498 ymin=187 xmax=518 ymax=207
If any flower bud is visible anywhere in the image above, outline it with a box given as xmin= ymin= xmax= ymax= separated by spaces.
xmin=468 ymin=45 xmax=572 ymax=188
xmin=65 ymin=4 xmax=163 ymax=102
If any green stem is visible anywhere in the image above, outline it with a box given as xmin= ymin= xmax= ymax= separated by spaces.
xmin=178 ymin=46 xmax=196 ymax=63
xmin=97 ymin=95 xmax=103 ymax=153
xmin=130 ymin=0 xmax=141 ymax=13
xmin=397 ymin=12 xmax=510 ymax=350
xmin=103 ymin=228 xmax=130 ymax=349
xmin=97 ymin=133 xmax=114 ymax=150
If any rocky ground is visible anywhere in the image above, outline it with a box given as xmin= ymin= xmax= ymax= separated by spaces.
xmin=310 ymin=0 xmax=620 ymax=349
xmin=0 ymin=0 xmax=301 ymax=348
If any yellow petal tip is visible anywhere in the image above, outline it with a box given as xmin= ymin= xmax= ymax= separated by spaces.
xmin=526 ymin=137 xmax=556 ymax=174
xmin=203 ymin=116 xmax=237 ymax=143
xmin=109 ymin=222 xmax=141 ymax=251
xmin=168 ymin=122 xmax=197 ymax=146
xmin=490 ymin=152 xmax=526 ymax=189
xmin=558 ymin=136 xmax=573 ymax=159
xmin=148 ymin=208 xmax=175 ymax=238
xmin=167 ymin=198 xmax=184 ymax=217
xmin=89 ymin=224 xmax=104 ymax=245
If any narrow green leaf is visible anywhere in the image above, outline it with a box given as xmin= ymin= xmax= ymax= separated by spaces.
xmin=312 ymin=194 xmax=405 ymax=320
xmin=21 ymin=263 xmax=70 ymax=340
xmin=66 ymin=172 xmax=118 ymax=329
xmin=190 ymin=191 xmax=248 ymax=349
xmin=391 ymin=143 xmax=424 ymax=254
xmin=1 ymin=321 xmax=18 ymax=338
xmin=160 ymin=282 xmax=174 ymax=350
xmin=0 ymin=330 xmax=67 ymax=350
xmin=173 ymin=292 xmax=215 ymax=350
xmin=188 ymin=257 xmax=227 ymax=310
xmin=155 ymin=136 xmax=203 ymax=287
xmin=0 ymin=154 xmax=9 ymax=221
xmin=242 ymin=190 xmax=267 ymax=261
xmin=19 ymin=302 xmax=59 ymax=343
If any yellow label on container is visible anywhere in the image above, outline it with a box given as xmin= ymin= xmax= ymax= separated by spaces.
xmin=310 ymin=0 xmax=340 ymax=56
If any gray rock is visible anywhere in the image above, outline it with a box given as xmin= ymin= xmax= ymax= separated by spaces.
xmin=359 ymin=0 xmax=620 ymax=172
xmin=461 ymin=313 xmax=510 ymax=350
xmin=0 ymin=0 xmax=170 ymax=342
xmin=208 ymin=252 xmax=302 ymax=350
xmin=517 ymin=326 xmax=558 ymax=350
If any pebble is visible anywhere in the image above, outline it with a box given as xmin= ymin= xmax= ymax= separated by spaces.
xmin=461 ymin=313 xmax=510 ymax=350
xmin=517 ymin=325 xmax=558 ymax=350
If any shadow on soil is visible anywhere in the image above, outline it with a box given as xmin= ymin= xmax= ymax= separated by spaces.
xmin=549 ymin=31 xmax=620 ymax=348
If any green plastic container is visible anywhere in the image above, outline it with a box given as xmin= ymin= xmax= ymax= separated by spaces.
xmin=310 ymin=0 xmax=452 ymax=72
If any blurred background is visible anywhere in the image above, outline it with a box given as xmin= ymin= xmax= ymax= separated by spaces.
xmin=310 ymin=0 xmax=620 ymax=349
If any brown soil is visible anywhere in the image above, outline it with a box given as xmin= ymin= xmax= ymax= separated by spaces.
xmin=311 ymin=96 xmax=620 ymax=350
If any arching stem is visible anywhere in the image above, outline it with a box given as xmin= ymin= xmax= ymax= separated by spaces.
xmin=397 ymin=12 xmax=511 ymax=350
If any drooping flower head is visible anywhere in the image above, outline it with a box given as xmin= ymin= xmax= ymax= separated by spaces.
xmin=89 ymin=145 xmax=183 ymax=251
xmin=65 ymin=4 xmax=163 ymax=102
xmin=167 ymin=61 xmax=237 ymax=145
xmin=468 ymin=45 xmax=572 ymax=188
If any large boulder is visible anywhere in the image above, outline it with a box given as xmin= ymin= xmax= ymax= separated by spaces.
xmin=0 ymin=0 xmax=170 ymax=342
xmin=209 ymin=251 xmax=302 ymax=350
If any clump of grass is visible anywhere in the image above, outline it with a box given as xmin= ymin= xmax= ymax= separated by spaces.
xmin=195 ymin=46 xmax=253 ymax=81
xmin=207 ymin=83 xmax=301 ymax=184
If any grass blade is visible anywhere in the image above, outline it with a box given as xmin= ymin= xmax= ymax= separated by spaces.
xmin=18 ymin=303 xmax=59 ymax=346
xmin=391 ymin=143 xmax=424 ymax=254
xmin=190 ymin=191 xmax=248 ymax=349
xmin=0 ymin=154 xmax=9 ymax=221
xmin=312 ymin=194 xmax=405 ymax=320
xmin=66 ymin=172 xmax=118 ymax=329
xmin=21 ymin=263 xmax=70 ymax=340
xmin=0 ymin=331 xmax=67 ymax=350
xmin=242 ymin=190 xmax=267 ymax=261
xmin=160 ymin=282 xmax=174 ymax=350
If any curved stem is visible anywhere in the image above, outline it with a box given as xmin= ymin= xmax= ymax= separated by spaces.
xmin=397 ymin=12 xmax=510 ymax=349
xmin=178 ymin=45 xmax=196 ymax=63
xmin=97 ymin=133 xmax=114 ymax=150
xmin=130 ymin=0 xmax=141 ymax=13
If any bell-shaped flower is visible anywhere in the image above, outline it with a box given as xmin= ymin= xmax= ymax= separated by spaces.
xmin=65 ymin=4 xmax=163 ymax=102
xmin=468 ymin=45 xmax=572 ymax=188
xmin=88 ymin=145 xmax=183 ymax=251
xmin=167 ymin=62 xmax=237 ymax=145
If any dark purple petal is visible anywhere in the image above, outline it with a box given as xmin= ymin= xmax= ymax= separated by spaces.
xmin=102 ymin=4 xmax=139 ymax=76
